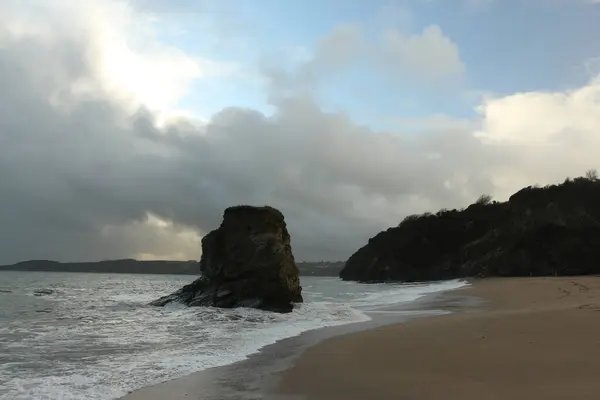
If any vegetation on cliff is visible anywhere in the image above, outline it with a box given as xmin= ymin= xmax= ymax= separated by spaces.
xmin=340 ymin=171 xmax=600 ymax=282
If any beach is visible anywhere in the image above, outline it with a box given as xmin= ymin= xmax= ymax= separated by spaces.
xmin=119 ymin=276 xmax=600 ymax=400
xmin=117 ymin=280 xmax=469 ymax=400
xmin=276 ymin=276 xmax=600 ymax=400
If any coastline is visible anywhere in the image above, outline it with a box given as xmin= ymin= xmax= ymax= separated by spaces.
xmin=119 ymin=282 xmax=475 ymax=400
xmin=276 ymin=276 xmax=600 ymax=400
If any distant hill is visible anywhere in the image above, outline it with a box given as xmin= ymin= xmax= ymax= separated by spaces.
xmin=0 ymin=259 xmax=344 ymax=277
xmin=0 ymin=259 xmax=199 ymax=275
xmin=341 ymin=172 xmax=600 ymax=283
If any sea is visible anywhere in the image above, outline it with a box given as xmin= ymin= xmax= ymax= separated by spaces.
xmin=0 ymin=271 xmax=466 ymax=400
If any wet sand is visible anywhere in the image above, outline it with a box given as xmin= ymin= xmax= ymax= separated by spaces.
xmin=276 ymin=276 xmax=600 ymax=400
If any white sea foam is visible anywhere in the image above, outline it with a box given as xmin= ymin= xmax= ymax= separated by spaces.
xmin=347 ymin=278 xmax=467 ymax=310
xmin=0 ymin=272 xmax=467 ymax=400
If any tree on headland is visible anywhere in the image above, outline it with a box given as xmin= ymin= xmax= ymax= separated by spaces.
xmin=475 ymin=194 xmax=493 ymax=205
xmin=585 ymin=169 xmax=598 ymax=181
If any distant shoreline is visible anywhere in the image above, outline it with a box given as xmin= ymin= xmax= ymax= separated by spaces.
xmin=0 ymin=259 xmax=345 ymax=277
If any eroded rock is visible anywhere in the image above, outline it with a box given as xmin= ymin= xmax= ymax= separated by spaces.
xmin=151 ymin=205 xmax=302 ymax=313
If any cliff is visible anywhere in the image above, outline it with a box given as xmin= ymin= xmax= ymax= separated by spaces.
xmin=340 ymin=175 xmax=600 ymax=282
xmin=151 ymin=205 xmax=303 ymax=312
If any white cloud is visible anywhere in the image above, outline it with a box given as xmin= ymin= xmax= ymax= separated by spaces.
xmin=475 ymin=78 xmax=600 ymax=194
xmin=1 ymin=0 xmax=235 ymax=115
xmin=260 ymin=24 xmax=364 ymax=99
xmin=262 ymin=22 xmax=464 ymax=99
xmin=381 ymin=25 xmax=465 ymax=80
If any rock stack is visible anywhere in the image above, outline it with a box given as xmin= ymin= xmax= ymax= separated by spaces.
xmin=151 ymin=205 xmax=303 ymax=313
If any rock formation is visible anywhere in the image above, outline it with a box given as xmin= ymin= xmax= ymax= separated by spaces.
xmin=340 ymin=175 xmax=600 ymax=282
xmin=151 ymin=205 xmax=303 ymax=313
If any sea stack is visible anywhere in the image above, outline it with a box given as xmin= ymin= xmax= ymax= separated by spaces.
xmin=150 ymin=205 xmax=303 ymax=313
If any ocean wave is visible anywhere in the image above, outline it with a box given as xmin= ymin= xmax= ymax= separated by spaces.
xmin=0 ymin=273 xmax=466 ymax=400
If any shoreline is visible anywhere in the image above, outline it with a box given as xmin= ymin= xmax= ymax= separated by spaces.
xmin=119 ymin=281 xmax=475 ymax=400
xmin=276 ymin=276 xmax=600 ymax=400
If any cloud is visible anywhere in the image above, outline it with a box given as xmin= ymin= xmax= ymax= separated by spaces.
xmin=0 ymin=0 xmax=236 ymax=114
xmin=261 ymin=22 xmax=464 ymax=99
xmin=380 ymin=25 xmax=465 ymax=81
xmin=474 ymin=80 xmax=600 ymax=192
xmin=0 ymin=0 xmax=599 ymax=265
xmin=260 ymin=24 xmax=364 ymax=99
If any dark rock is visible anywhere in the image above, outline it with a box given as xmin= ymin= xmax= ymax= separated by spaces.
xmin=340 ymin=176 xmax=600 ymax=282
xmin=151 ymin=205 xmax=303 ymax=313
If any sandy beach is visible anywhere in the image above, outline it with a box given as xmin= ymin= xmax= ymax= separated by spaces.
xmin=276 ymin=276 xmax=600 ymax=400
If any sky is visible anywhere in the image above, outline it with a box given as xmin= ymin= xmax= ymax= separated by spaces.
xmin=1 ymin=0 xmax=600 ymax=264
